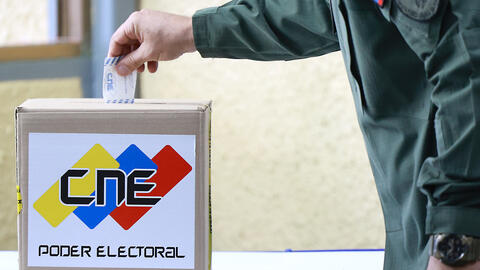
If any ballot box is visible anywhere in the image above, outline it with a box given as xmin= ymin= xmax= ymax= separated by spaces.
xmin=15 ymin=99 xmax=212 ymax=270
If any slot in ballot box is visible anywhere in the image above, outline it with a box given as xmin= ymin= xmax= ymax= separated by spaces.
xmin=15 ymin=99 xmax=212 ymax=270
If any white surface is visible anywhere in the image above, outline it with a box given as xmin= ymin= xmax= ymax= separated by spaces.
xmin=1 ymin=251 xmax=18 ymax=270
xmin=1 ymin=250 xmax=384 ymax=270
xmin=27 ymin=133 xmax=196 ymax=269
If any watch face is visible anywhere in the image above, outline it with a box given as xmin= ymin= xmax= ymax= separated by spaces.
xmin=438 ymin=234 xmax=468 ymax=265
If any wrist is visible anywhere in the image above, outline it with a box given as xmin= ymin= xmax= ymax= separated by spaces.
xmin=428 ymin=256 xmax=480 ymax=270
xmin=182 ymin=16 xmax=196 ymax=53
xmin=430 ymin=234 xmax=480 ymax=268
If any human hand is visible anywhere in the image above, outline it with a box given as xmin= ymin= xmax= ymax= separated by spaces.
xmin=427 ymin=257 xmax=480 ymax=270
xmin=108 ymin=9 xmax=196 ymax=76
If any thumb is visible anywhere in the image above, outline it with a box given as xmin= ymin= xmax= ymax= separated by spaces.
xmin=116 ymin=45 xmax=149 ymax=76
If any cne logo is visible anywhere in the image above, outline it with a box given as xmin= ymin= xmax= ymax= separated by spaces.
xmin=33 ymin=144 xmax=192 ymax=230
xmin=105 ymin=72 xmax=114 ymax=91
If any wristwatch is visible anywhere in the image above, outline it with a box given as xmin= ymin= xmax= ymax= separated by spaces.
xmin=430 ymin=234 xmax=480 ymax=266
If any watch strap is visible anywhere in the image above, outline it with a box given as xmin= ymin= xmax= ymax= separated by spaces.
xmin=464 ymin=236 xmax=480 ymax=262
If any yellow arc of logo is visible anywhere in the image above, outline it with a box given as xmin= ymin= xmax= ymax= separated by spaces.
xmin=33 ymin=144 xmax=119 ymax=227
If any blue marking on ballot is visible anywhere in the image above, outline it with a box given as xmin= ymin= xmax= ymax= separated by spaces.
xmin=104 ymin=56 xmax=123 ymax=66
xmin=106 ymin=72 xmax=114 ymax=91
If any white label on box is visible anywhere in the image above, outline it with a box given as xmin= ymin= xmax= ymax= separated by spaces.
xmin=27 ymin=133 xmax=196 ymax=269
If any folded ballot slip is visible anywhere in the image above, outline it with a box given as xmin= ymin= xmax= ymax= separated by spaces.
xmin=103 ymin=56 xmax=137 ymax=103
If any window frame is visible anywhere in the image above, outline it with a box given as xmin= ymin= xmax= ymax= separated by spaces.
xmin=0 ymin=0 xmax=137 ymax=98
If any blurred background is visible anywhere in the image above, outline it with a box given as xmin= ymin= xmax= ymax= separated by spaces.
xmin=0 ymin=0 xmax=384 ymax=251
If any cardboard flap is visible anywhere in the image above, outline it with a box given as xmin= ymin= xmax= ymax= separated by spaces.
xmin=17 ymin=98 xmax=212 ymax=113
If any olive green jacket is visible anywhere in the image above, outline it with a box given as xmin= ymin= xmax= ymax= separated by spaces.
xmin=192 ymin=0 xmax=480 ymax=269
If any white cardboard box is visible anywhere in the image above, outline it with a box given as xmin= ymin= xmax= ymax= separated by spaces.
xmin=15 ymin=99 xmax=212 ymax=270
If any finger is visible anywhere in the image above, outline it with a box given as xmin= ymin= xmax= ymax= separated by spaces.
xmin=130 ymin=43 xmax=140 ymax=53
xmin=111 ymin=44 xmax=135 ymax=58
xmin=109 ymin=41 xmax=138 ymax=57
xmin=147 ymin=61 xmax=158 ymax=73
xmin=116 ymin=44 xmax=149 ymax=76
xmin=137 ymin=63 xmax=145 ymax=73
xmin=108 ymin=20 xmax=138 ymax=57
xmin=109 ymin=37 xmax=138 ymax=57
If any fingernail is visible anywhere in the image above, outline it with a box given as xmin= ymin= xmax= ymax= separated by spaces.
xmin=117 ymin=65 xmax=129 ymax=76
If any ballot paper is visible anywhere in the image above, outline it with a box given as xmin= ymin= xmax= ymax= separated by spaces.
xmin=102 ymin=56 xmax=137 ymax=103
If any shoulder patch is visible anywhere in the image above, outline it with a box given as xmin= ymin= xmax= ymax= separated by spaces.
xmin=395 ymin=0 xmax=440 ymax=21
xmin=373 ymin=0 xmax=384 ymax=7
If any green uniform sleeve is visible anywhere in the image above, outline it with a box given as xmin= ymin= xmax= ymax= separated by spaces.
xmin=413 ymin=6 xmax=480 ymax=237
xmin=192 ymin=0 xmax=339 ymax=61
